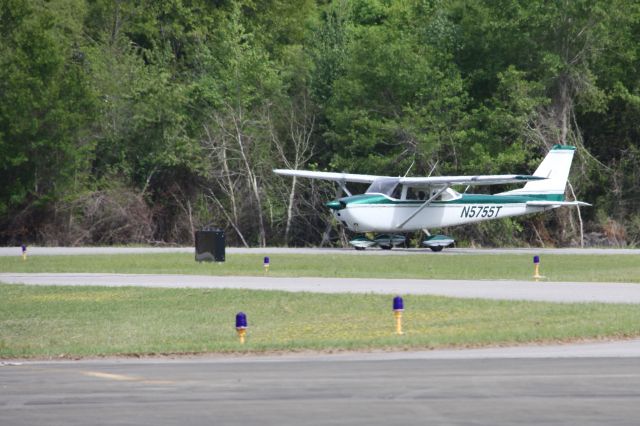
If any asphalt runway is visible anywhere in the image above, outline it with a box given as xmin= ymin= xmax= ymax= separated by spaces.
xmin=3 ymin=344 xmax=640 ymax=426
xmin=1 ymin=246 xmax=640 ymax=256
xmin=2 ymin=272 xmax=640 ymax=304
xmin=3 ymin=246 xmax=640 ymax=424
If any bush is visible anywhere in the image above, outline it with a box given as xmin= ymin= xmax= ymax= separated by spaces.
xmin=39 ymin=188 xmax=155 ymax=246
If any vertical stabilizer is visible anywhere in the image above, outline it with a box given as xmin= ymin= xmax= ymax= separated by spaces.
xmin=498 ymin=145 xmax=576 ymax=200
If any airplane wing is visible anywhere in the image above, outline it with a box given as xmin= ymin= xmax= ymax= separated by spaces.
xmin=274 ymin=170 xmax=545 ymax=186
xmin=400 ymin=175 xmax=545 ymax=187
xmin=273 ymin=169 xmax=380 ymax=183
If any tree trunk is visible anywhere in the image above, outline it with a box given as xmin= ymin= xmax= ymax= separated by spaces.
xmin=567 ymin=181 xmax=585 ymax=248
xmin=207 ymin=192 xmax=249 ymax=248
xmin=284 ymin=175 xmax=297 ymax=245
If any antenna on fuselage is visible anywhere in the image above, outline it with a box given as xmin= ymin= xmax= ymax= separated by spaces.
xmin=427 ymin=160 xmax=438 ymax=178
xmin=403 ymin=161 xmax=415 ymax=178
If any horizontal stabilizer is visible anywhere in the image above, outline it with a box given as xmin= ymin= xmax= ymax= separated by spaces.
xmin=526 ymin=200 xmax=591 ymax=207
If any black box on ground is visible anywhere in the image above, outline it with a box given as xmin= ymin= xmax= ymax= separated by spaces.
xmin=195 ymin=228 xmax=225 ymax=262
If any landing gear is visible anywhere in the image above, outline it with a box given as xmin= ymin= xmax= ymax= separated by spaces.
xmin=422 ymin=229 xmax=454 ymax=252
xmin=349 ymin=236 xmax=377 ymax=250
xmin=374 ymin=234 xmax=405 ymax=249
xmin=348 ymin=234 xmax=406 ymax=250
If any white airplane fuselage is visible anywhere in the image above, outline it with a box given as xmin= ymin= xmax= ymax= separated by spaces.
xmin=276 ymin=145 xmax=588 ymax=244
xmin=331 ymin=194 xmax=551 ymax=233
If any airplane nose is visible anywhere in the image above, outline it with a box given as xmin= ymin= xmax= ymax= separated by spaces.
xmin=326 ymin=200 xmax=346 ymax=210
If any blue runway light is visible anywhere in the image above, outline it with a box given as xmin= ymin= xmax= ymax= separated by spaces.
xmin=393 ymin=296 xmax=404 ymax=312
xmin=533 ymin=256 xmax=542 ymax=281
xmin=235 ymin=312 xmax=248 ymax=344
xmin=263 ymin=256 xmax=270 ymax=272
xmin=21 ymin=244 xmax=26 ymax=261
xmin=235 ymin=312 xmax=247 ymax=329
xmin=393 ymin=296 xmax=404 ymax=335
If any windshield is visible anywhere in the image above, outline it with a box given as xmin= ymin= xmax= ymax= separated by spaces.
xmin=365 ymin=178 xmax=400 ymax=196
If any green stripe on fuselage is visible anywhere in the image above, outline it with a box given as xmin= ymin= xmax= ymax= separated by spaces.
xmin=452 ymin=193 xmax=564 ymax=204
xmin=337 ymin=193 xmax=563 ymax=206
xmin=551 ymin=144 xmax=576 ymax=150
xmin=338 ymin=194 xmax=395 ymax=205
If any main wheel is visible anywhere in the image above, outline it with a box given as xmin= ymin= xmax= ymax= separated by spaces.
xmin=379 ymin=245 xmax=392 ymax=250
xmin=354 ymin=246 xmax=366 ymax=251
xmin=429 ymin=246 xmax=444 ymax=252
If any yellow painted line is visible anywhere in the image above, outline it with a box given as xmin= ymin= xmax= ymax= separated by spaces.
xmin=82 ymin=371 xmax=138 ymax=381
xmin=82 ymin=370 xmax=175 ymax=385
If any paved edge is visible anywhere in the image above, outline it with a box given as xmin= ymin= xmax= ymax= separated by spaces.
xmin=1 ymin=246 xmax=640 ymax=256
xmin=2 ymin=273 xmax=640 ymax=304
xmin=3 ymin=339 xmax=640 ymax=365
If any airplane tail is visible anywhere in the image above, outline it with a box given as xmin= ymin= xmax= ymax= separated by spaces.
xmin=498 ymin=145 xmax=576 ymax=201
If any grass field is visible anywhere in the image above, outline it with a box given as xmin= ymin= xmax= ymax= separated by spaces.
xmin=1 ymin=252 xmax=639 ymax=282
xmin=2 ymin=251 xmax=639 ymax=358
xmin=2 ymin=284 xmax=640 ymax=359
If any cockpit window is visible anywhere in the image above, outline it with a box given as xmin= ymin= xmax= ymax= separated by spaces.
xmin=404 ymin=186 xmax=462 ymax=201
xmin=405 ymin=187 xmax=426 ymax=200
xmin=365 ymin=178 xmax=400 ymax=197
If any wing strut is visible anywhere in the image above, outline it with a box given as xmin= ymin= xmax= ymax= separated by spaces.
xmin=338 ymin=180 xmax=352 ymax=197
xmin=396 ymin=186 xmax=448 ymax=229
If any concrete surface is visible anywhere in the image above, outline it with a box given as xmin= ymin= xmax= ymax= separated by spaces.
xmin=3 ymin=348 xmax=640 ymax=425
xmin=1 ymin=246 xmax=640 ymax=256
xmin=2 ymin=272 xmax=640 ymax=304
xmin=3 ymin=246 xmax=640 ymax=425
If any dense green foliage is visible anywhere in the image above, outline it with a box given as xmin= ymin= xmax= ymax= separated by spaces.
xmin=1 ymin=0 xmax=639 ymax=247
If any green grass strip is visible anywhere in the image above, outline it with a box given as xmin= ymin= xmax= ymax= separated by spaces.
xmin=1 ymin=252 xmax=639 ymax=282
xmin=2 ymin=284 xmax=640 ymax=358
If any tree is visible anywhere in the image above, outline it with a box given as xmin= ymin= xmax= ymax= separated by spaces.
xmin=325 ymin=1 xmax=468 ymax=178
xmin=270 ymin=96 xmax=316 ymax=245
xmin=0 ymin=0 xmax=96 ymax=243
xmin=199 ymin=3 xmax=284 ymax=247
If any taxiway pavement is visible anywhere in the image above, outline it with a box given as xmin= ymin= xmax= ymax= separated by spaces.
xmin=2 ymin=272 xmax=640 ymax=304
xmin=3 ymin=247 xmax=640 ymax=425
xmin=3 ymin=341 xmax=640 ymax=426
xmin=1 ymin=246 xmax=640 ymax=256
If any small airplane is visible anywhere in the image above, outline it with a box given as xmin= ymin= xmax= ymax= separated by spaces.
xmin=274 ymin=145 xmax=590 ymax=251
